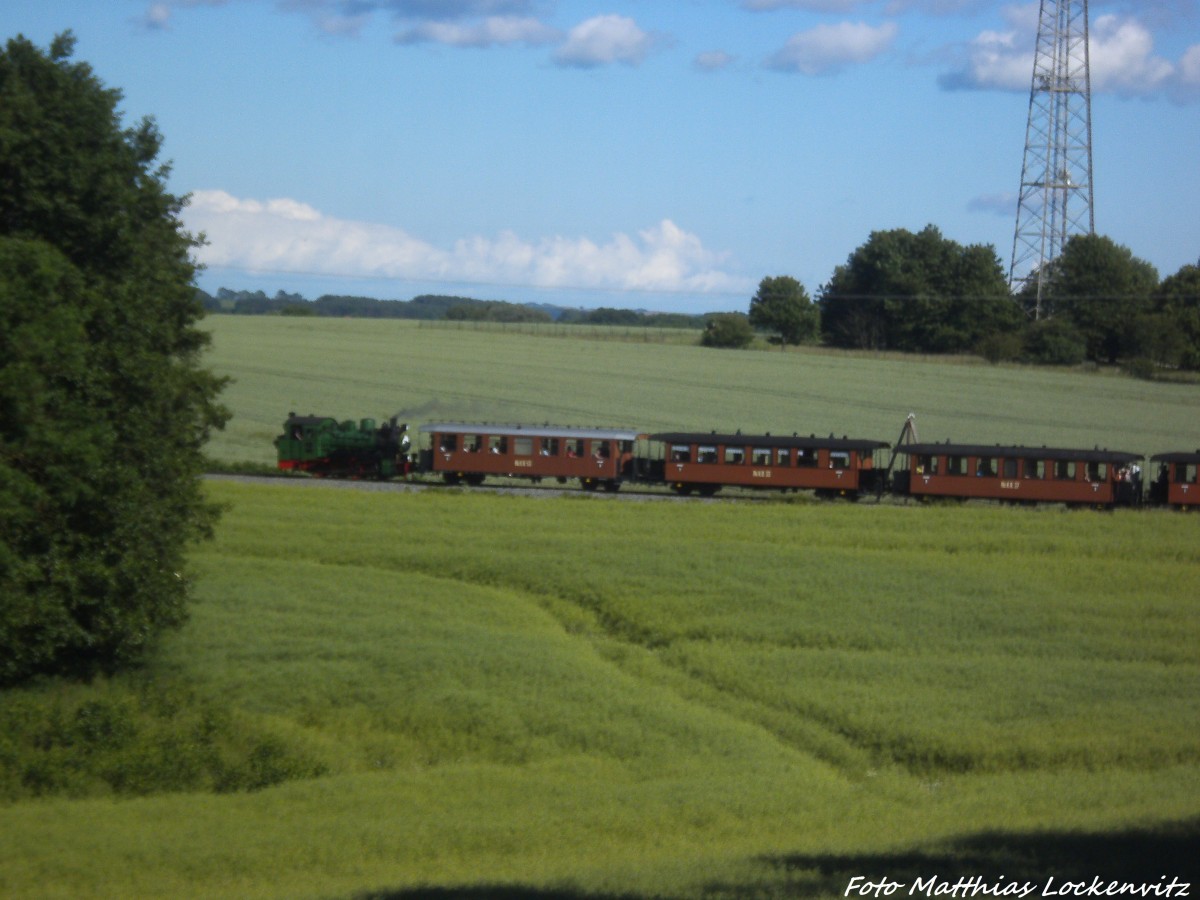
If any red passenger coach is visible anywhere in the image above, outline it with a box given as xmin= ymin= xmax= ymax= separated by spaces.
xmin=418 ymin=423 xmax=644 ymax=491
xmin=895 ymin=442 xmax=1144 ymax=507
xmin=1149 ymin=451 xmax=1200 ymax=508
xmin=647 ymin=432 xmax=889 ymax=498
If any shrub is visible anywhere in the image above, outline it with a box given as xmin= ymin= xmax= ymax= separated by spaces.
xmin=976 ymin=331 xmax=1024 ymax=363
xmin=0 ymin=678 xmax=328 ymax=803
xmin=1023 ymin=317 xmax=1087 ymax=365
xmin=701 ymin=313 xmax=754 ymax=349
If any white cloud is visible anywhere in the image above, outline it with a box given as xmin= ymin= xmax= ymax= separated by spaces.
xmin=396 ymin=16 xmax=560 ymax=48
xmin=967 ymin=192 xmax=1017 ymax=217
xmin=1089 ymin=14 xmax=1174 ymax=96
xmin=185 ymin=190 xmax=747 ymax=295
xmin=1181 ymin=44 xmax=1200 ymax=84
xmin=940 ymin=9 xmax=1190 ymax=100
xmin=553 ymin=15 xmax=655 ymax=68
xmin=742 ymin=0 xmax=867 ymax=10
xmin=138 ymin=0 xmax=227 ymax=31
xmin=694 ymin=50 xmax=736 ymax=72
xmin=937 ymin=25 xmax=1029 ymax=91
xmin=765 ymin=21 xmax=898 ymax=75
xmin=143 ymin=3 xmax=172 ymax=30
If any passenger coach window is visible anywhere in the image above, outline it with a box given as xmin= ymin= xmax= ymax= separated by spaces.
xmin=439 ymin=434 xmax=458 ymax=452
xmin=566 ymin=439 xmax=583 ymax=458
xmin=698 ymin=445 xmax=718 ymax=463
xmin=916 ymin=454 xmax=938 ymax=474
xmin=514 ymin=437 xmax=533 ymax=456
xmin=946 ymin=456 xmax=965 ymax=475
xmin=775 ymin=448 xmax=792 ymax=466
xmin=540 ymin=438 xmax=558 ymax=456
xmin=670 ymin=444 xmax=691 ymax=462
xmin=725 ymin=447 xmax=745 ymax=465
xmin=797 ymin=449 xmax=817 ymax=468
xmin=1086 ymin=462 xmax=1107 ymax=482
xmin=592 ymin=441 xmax=610 ymax=459
xmin=464 ymin=435 xmax=480 ymax=453
xmin=1054 ymin=460 xmax=1076 ymax=480
xmin=488 ymin=436 xmax=507 ymax=455
xmin=752 ymin=448 xmax=771 ymax=466
xmin=1023 ymin=459 xmax=1044 ymax=479
xmin=1002 ymin=458 xmax=1019 ymax=479
xmin=975 ymin=457 xmax=995 ymax=477
xmin=830 ymin=451 xmax=849 ymax=469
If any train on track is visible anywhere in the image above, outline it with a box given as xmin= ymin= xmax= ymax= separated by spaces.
xmin=273 ymin=412 xmax=1200 ymax=509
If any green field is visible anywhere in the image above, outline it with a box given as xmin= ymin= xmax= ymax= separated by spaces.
xmin=2 ymin=318 xmax=1199 ymax=899
xmin=200 ymin=316 xmax=1200 ymax=466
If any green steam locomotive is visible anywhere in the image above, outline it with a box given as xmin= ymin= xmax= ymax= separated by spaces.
xmin=273 ymin=413 xmax=410 ymax=478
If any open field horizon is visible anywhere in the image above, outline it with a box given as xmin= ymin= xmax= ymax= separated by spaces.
xmin=200 ymin=316 xmax=1200 ymax=468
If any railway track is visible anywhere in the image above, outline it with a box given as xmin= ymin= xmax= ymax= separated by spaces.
xmin=202 ymin=472 xmax=726 ymax=502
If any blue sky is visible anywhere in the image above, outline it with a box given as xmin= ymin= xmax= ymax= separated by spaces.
xmin=7 ymin=1 xmax=1199 ymax=313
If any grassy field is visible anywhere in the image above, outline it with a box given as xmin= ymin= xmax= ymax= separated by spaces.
xmin=199 ymin=316 xmax=1200 ymax=466
xmin=2 ymin=318 xmax=1199 ymax=898
xmin=1 ymin=482 xmax=1198 ymax=898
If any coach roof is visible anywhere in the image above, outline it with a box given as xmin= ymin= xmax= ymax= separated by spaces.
xmin=419 ymin=423 xmax=643 ymax=441
xmin=900 ymin=442 xmax=1142 ymax=464
xmin=1150 ymin=450 xmax=1200 ymax=463
xmin=649 ymin=432 xmax=889 ymax=451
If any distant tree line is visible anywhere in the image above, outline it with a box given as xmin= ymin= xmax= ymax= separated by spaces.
xmin=199 ymin=289 xmax=707 ymax=329
xmin=711 ymin=226 xmax=1200 ymax=374
xmin=199 ymin=228 xmax=1199 ymax=373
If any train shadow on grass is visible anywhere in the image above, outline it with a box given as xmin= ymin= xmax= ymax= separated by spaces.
xmin=351 ymin=817 xmax=1200 ymax=900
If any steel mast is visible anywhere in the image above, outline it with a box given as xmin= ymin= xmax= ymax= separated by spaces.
xmin=1009 ymin=0 xmax=1094 ymax=317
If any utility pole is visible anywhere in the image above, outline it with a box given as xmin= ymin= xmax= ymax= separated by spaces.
xmin=1009 ymin=0 xmax=1094 ymax=317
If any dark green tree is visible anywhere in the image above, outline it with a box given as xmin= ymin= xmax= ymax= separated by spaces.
xmin=0 ymin=33 xmax=228 ymax=685
xmin=1039 ymin=234 xmax=1158 ymax=364
xmin=701 ymin=312 xmax=754 ymax=349
xmin=1147 ymin=262 xmax=1200 ymax=369
xmin=748 ymin=276 xmax=819 ymax=349
xmin=1022 ymin=316 xmax=1087 ymax=366
xmin=818 ymin=225 xmax=1020 ymax=353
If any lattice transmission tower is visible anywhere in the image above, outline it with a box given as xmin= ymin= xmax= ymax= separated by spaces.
xmin=1009 ymin=0 xmax=1094 ymax=317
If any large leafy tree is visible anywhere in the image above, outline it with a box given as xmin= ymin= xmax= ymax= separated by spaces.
xmin=0 ymin=33 xmax=228 ymax=685
xmin=818 ymin=225 xmax=1021 ymax=353
xmin=748 ymin=276 xmax=819 ymax=349
xmin=1146 ymin=262 xmax=1200 ymax=369
xmin=1038 ymin=234 xmax=1158 ymax=364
